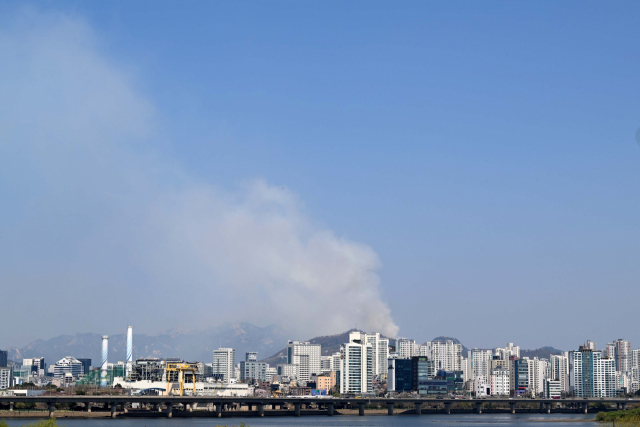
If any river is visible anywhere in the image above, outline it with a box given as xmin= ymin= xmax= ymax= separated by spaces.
xmin=2 ymin=413 xmax=598 ymax=427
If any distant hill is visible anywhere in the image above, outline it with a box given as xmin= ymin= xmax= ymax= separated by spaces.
xmin=7 ymin=322 xmax=289 ymax=367
xmin=260 ymin=329 xmax=361 ymax=366
xmin=429 ymin=336 xmax=469 ymax=353
xmin=520 ymin=346 xmax=563 ymax=359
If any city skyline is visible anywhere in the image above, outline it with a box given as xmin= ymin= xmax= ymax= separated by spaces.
xmin=2 ymin=1 xmax=640 ymax=349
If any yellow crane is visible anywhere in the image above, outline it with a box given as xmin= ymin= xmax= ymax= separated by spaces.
xmin=165 ymin=363 xmax=198 ymax=396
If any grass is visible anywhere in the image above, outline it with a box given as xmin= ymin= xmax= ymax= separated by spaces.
xmin=0 ymin=421 xmax=61 ymax=427
xmin=596 ymin=407 xmax=640 ymax=426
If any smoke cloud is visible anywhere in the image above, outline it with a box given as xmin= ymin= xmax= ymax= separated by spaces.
xmin=0 ymin=10 xmax=399 ymax=345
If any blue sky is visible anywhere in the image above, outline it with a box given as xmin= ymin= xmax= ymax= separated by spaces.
xmin=1 ymin=1 xmax=639 ymax=350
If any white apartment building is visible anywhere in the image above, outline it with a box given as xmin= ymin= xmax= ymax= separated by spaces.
xmin=527 ymin=358 xmax=549 ymax=397
xmin=213 ymin=348 xmax=235 ymax=383
xmin=609 ymin=339 xmax=633 ymax=374
xmin=340 ymin=338 xmax=373 ymax=394
xmin=331 ymin=352 xmax=341 ymax=373
xmin=569 ymin=347 xmax=616 ymax=397
xmin=286 ymin=340 xmax=321 ymax=382
xmin=363 ymin=332 xmax=389 ymax=378
xmin=490 ymin=367 xmax=510 ymax=396
xmin=0 ymin=367 xmax=11 ymax=389
xmin=471 ymin=349 xmax=493 ymax=390
xmin=550 ymin=354 xmax=570 ymax=392
xmin=427 ymin=340 xmax=462 ymax=371
xmin=397 ymin=338 xmax=417 ymax=360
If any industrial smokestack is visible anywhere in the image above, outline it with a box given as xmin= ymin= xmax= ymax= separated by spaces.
xmin=101 ymin=335 xmax=108 ymax=387
xmin=126 ymin=326 xmax=133 ymax=380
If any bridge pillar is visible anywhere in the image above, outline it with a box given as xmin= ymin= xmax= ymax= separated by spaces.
xmin=327 ymin=402 xmax=334 ymax=416
xmin=546 ymin=402 xmax=551 ymax=414
xmin=258 ymin=404 xmax=265 ymax=417
xmin=358 ymin=402 xmax=365 ymax=416
xmin=9 ymin=402 xmax=13 ymax=411
xmin=510 ymin=402 xmax=515 ymax=414
xmin=48 ymin=402 xmax=55 ymax=418
xmin=387 ymin=402 xmax=394 ymax=415
xmin=188 ymin=404 xmax=193 ymax=412
xmin=617 ymin=402 xmax=620 ymax=410
xmin=415 ymin=402 xmax=422 ymax=415
xmin=216 ymin=403 xmax=223 ymax=417
xmin=539 ymin=402 xmax=544 ymax=413
xmin=475 ymin=402 xmax=483 ymax=414
xmin=294 ymin=403 xmax=301 ymax=416
xmin=166 ymin=403 xmax=173 ymax=418
xmin=444 ymin=402 xmax=451 ymax=414
xmin=584 ymin=403 xmax=588 ymax=414
xmin=111 ymin=402 xmax=117 ymax=419
xmin=622 ymin=402 xmax=627 ymax=411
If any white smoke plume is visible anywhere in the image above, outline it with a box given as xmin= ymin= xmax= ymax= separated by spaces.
xmin=0 ymin=9 xmax=399 ymax=344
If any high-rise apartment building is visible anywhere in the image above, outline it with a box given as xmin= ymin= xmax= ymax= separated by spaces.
xmin=427 ymin=340 xmax=462 ymax=371
xmin=213 ymin=348 xmax=235 ymax=383
xmin=471 ymin=349 xmax=492 ymax=390
xmin=286 ymin=340 xmax=321 ymax=382
xmin=397 ymin=338 xmax=417 ymax=360
xmin=0 ymin=350 xmax=7 ymax=368
xmin=363 ymin=332 xmax=389 ymax=378
xmin=569 ymin=346 xmax=616 ymax=397
xmin=609 ymin=339 xmax=632 ymax=374
xmin=490 ymin=367 xmax=510 ymax=396
xmin=527 ymin=357 xmax=549 ymax=397
xmin=550 ymin=353 xmax=570 ymax=392
xmin=331 ymin=352 xmax=341 ymax=373
xmin=340 ymin=338 xmax=373 ymax=394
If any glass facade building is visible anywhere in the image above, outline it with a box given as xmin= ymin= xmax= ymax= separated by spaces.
xmin=394 ymin=359 xmax=413 ymax=392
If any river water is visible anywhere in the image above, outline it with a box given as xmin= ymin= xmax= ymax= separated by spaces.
xmin=2 ymin=413 xmax=598 ymax=427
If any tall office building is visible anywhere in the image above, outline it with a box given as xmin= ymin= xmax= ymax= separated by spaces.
xmin=213 ymin=348 xmax=235 ymax=383
xmin=286 ymin=340 xmax=320 ymax=382
xmin=0 ymin=350 xmax=7 ymax=368
xmin=550 ymin=353 xmax=570 ymax=392
xmin=239 ymin=352 xmax=268 ymax=382
xmin=23 ymin=358 xmax=46 ymax=377
xmin=569 ymin=346 xmax=616 ymax=397
xmin=340 ymin=336 xmax=373 ymax=394
xmin=53 ymin=357 xmax=83 ymax=379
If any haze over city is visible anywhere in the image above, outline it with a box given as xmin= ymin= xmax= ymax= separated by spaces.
xmin=1 ymin=1 xmax=640 ymax=353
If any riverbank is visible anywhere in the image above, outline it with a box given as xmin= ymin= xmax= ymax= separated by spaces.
xmin=596 ymin=408 xmax=640 ymax=423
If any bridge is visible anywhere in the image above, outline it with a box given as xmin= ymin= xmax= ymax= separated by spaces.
xmin=0 ymin=396 xmax=636 ymax=418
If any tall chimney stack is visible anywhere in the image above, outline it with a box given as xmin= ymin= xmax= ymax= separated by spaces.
xmin=126 ymin=326 xmax=133 ymax=380
xmin=101 ymin=335 xmax=108 ymax=387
